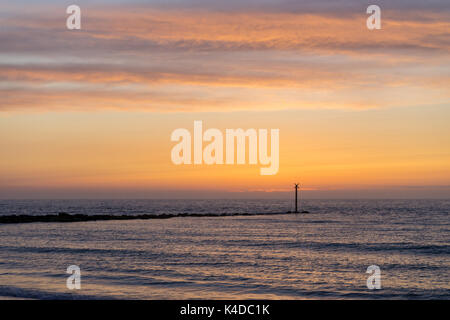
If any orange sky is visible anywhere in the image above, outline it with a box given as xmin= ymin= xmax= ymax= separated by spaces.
xmin=0 ymin=1 xmax=449 ymax=198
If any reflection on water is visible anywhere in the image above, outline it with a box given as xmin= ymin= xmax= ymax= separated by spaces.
xmin=0 ymin=199 xmax=449 ymax=299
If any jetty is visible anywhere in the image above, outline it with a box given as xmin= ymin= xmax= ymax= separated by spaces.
xmin=0 ymin=184 xmax=309 ymax=224
xmin=0 ymin=211 xmax=295 ymax=224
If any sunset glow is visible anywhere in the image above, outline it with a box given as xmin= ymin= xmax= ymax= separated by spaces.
xmin=1 ymin=0 xmax=449 ymax=198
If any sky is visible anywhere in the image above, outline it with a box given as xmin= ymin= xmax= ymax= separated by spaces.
xmin=0 ymin=0 xmax=449 ymax=199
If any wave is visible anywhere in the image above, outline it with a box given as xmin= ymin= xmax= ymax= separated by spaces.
xmin=0 ymin=285 xmax=114 ymax=300
xmin=273 ymin=240 xmax=450 ymax=255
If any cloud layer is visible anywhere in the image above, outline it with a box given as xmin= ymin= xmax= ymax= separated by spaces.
xmin=0 ymin=1 xmax=449 ymax=112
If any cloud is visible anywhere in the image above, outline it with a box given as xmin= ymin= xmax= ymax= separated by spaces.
xmin=0 ymin=3 xmax=449 ymax=112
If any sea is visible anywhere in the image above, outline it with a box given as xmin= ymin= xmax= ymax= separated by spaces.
xmin=0 ymin=199 xmax=448 ymax=299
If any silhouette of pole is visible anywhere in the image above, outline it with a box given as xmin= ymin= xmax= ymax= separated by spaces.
xmin=294 ymin=183 xmax=299 ymax=213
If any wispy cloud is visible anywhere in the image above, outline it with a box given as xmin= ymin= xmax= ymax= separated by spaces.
xmin=0 ymin=2 xmax=449 ymax=112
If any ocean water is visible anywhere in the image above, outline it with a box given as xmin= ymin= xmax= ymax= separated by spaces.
xmin=0 ymin=199 xmax=448 ymax=299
